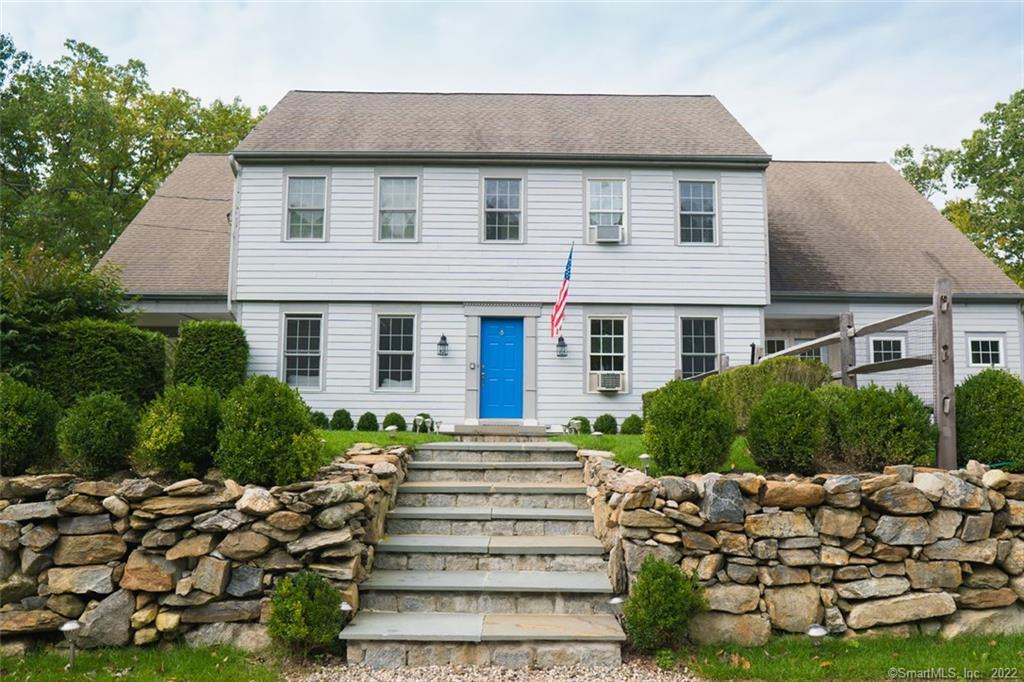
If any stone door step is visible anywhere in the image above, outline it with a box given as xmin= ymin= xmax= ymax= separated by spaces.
xmin=408 ymin=461 xmax=581 ymax=470
xmin=340 ymin=611 xmax=626 ymax=642
xmin=377 ymin=534 xmax=604 ymax=555
xmin=399 ymin=481 xmax=586 ymax=495
xmin=388 ymin=506 xmax=592 ymax=521
xmin=361 ymin=570 xmax=614 ymax=594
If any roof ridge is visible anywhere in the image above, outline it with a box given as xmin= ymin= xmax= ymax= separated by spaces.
xmin=287 ymin=89 xmax=718 ymax=98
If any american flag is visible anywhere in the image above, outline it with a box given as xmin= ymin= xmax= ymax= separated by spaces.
xmin=550 ymin=244 xmax=574 ymax=337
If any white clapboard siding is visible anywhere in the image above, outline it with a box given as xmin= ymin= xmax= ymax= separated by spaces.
xmin=233 ymin=166 xmax=769 ymax=306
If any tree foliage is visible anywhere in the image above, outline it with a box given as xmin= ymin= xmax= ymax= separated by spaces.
xmin=0 ymin=34 xmax=265 ymax=264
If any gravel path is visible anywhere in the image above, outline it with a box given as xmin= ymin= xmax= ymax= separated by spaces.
xmin=285 ymin=656 xmax=699 ymax=682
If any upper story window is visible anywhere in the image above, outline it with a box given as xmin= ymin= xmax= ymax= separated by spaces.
xmin=968 ymin=336 xmax=1002 ymax=367
xmin=872 ymin=336 xmax=904 ymax=363
xmin=379 ymin=177 xmax=418 ymax=241
xmin=679 ymin=180 xmax=716 ymax=244
xmin=283 ymin=314 xmax=322 ymax=388
xmin=483 ymin=178 xmax=523 ymax=242
xmin=377 ymin=315 xmax=416 ymax=389
xmin=587 ymin=179 xmax=626 ymax=243
xmin=680 ymin=317 xmax=717 ymax=378
xmin=286 ymin=176 xmax=326 ymax=240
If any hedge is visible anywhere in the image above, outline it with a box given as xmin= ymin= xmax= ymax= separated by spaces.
xmin=268 ymin=570 xmax=343 ymax=654
xmin=134 ymin=384 xmax=221 ymax=477
xmin=832 ymin=384 xmax=936 ymax=470
xmin=956 ymin=369 xmax=1024 ymax=470
xmin=35 ymin=319 xmax=165 ymax=406
xmin=620 ymin=413 xmax=643 ymax=435
xmin=748 ymin=384 xmax=826 ymax=474
xmin=383 ymin=412 xmax=407 ymax=431
xmin=357 ymin=412 xmax=379 ymax=431
xmin=330 ymin=409 xmax=354 ymax=431
xmin=642 ymin=379 xmax=735 ymax=475
xmin=594 ymin=413 xmax=618 ymax=435
xmin=172 ymin=321 xmax=249 ymax=396
xmin=0 ymin=375 xmax=61 ymax=475
xmin=56 ymin=392 xmax=136 ymax=477
xmin=704 ymin=356 xmax=831 ymax=432
xmin=624 ymin=555 xmax=707 ymax=653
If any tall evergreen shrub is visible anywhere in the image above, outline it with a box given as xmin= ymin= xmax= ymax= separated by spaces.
xmin=172 ymin=320 xmax=249 ymax=396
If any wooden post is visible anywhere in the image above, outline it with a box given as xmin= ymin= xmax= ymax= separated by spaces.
xmin=838 ymin=311 xmax=858 ymax=388
xmin=933 ymin=278 xmax=957 ymax=470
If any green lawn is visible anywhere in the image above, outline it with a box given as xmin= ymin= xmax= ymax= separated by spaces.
xmin=319 ymin=429 xmax=452 ymax=457
xmin=1 ymin=646 xmax=278 ymax=682
xmin=552 ymin=433 xmax=762 ymax=475
xmin=687 ymin=633 xmax=1024 ymax=681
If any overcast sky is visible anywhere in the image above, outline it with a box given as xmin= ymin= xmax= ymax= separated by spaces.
xmin=3 ymin=1 xmax=1023 ymax=164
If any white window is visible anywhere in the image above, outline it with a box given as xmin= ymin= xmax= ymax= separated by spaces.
xmin=968 ymin=336 xmax=1003 ymax=367
xmin=765 ymin=338 xmax=786 ymax=355
xmin=795 ymin=338 xmax=828 ymax=364
xmin=283 ymin=315 xmax=322 ymax=388
xmin=587 ymin=179 xmax=625 ymax=242
xmin=588 ymin=317 xmax=627 ymax=392
xmin=286 ymin=176 xmax=326 ymax=240
xmin=376 ymin=315 xmax=416 ymax=389
xmin=483 ymin=178 xmax=522 ymax=241
xmin=679 ymin=180 xmax=716 ymax=244
xmin=872 ymin=336 xmax=904 ymax=363
xmin=379 ymin=177 xmax=418 ymax=240
xmin=680 ymin=317 xmax=717 ymax=378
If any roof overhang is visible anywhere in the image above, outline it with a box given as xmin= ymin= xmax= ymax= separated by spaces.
xmin=772 ymin=290 xmax=1024 ymax=305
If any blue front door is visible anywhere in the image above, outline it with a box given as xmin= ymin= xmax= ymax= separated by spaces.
xmin=480 ymin=318 xmax=524 ymax=419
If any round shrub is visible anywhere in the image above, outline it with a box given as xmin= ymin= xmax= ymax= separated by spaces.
xmin=330 ymin=409 xmax=354 ymax=431
xmin=310 ymin=411 xmax=329 ymax=430
xmin=748 ymin=384 xmax=826 ymax=474
xmin=642 ymin=380 xmax=735 ymax=475
xmin=413 ymin=412 xmax=433 ymax=433
xmin=268 ymin=570 xmax=343 ymax=655
xmin=620 ymin=413 xmax=643 ymax=435
xmin=571 ymin=416 xmax=592 ymax=434
xmin=382 ymin=412 xmax=407 ymax=431
xmin=814 ymin=383 xmax=855 ymax=458
xmin=593 ymin=413 xmax=618 ymax=435
xmin=834 ymin=384 xmax=936 ymax=471
xmin=57 ymin=392 xmax=136 ymax=477
xmin=956 ymin=369 xmax=1024 ymax=469
xmin=0 ymin=375 xmax=61 ymax=475
xmin=704 ymin=356 xmax=831 ymax=432
xmin=172 ymin=320 xmax=249 ymax=396
xmin=134 ymin=384 xmax=220 ymax=477
xmin=624 ymin=555 xmax=707 ymax=653
xmin=357 ymin=411 xmax=379 ymax=432
xmin=215 ymin=375 xmax=323 ymax=486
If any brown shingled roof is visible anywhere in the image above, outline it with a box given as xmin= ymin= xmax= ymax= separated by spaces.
xmin=234 ymin=91 xmax=769 ymax=160
xmin=98 ymin=153 xmax=232 ymax=297
xmin=766 ymin=161 xmax=1022 ymax=297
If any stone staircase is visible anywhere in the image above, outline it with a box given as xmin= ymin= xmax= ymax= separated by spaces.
xmin=340 ymin=441 xmax=626 ymax=668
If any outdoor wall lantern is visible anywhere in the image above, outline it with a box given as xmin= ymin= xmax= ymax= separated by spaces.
xmin=437 ymin=334 xmax=449 ymax=357
xmin=556 ymin=335 xmax=568 ymax=358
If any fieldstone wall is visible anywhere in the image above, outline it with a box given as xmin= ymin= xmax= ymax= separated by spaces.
xmin=0 ymin=443 xmax=409 ymax=654
xmin=582 ymin=450 xmax=1024 ymax=645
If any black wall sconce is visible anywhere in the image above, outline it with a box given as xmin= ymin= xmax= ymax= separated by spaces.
xmin=556 ymin=335 xmax=568 ymax=358
xmin=437 ymin=334 xmax=449 ymax=357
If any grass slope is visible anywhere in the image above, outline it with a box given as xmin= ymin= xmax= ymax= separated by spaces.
xmin=553 ymin=434 xmax=762 ymax=474
xmin=319 ymin=429 xmax=452 ymax=457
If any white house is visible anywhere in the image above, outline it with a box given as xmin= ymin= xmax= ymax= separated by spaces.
xmin=100 ymin=91 xmax=1024 ymax=427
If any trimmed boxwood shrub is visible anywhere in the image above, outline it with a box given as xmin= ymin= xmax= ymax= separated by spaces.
xmin=748 ymin=384 xmax=826 ymax=474
xmin=310 ymin=411 xmax=329 ymax=430
xmin=0 ymin=375 xmax=61 ymax=475
xmin=956 ymin=369 xmax=1024 ymax=470
xmin=571 ymin=416 xmax=592 ymax=434
xmin=36 ymin=319 xmax=165 ymax=406
xmin=330 ymin=409 xmax=354 ymax=431
xmin=620 ymin=413 xmax=643 ymax=435
xmin=56 ymin=392 xmax=136 ymax=477
xmin=268 ymin=570 xmax=343 ymax=655
xmin=216 ymin=376 xmax=323 ymax=486
xmin=172 ymin=321 xmax=249 ymax=396
xmin=624 ymin=555 xmax=707 ymax=653
xmin=834 ymin=384 xmax=936 ymax=470
xmin=356 ymin=411 xmax=379 ymax=432
xmin=814 ymin=383 xmax=856 ymax=458
xmin=134 ymin=384 xmax=221 ymax=477
xmin=704 ymin=356 xmax=831 ymax=432
xmin=382 ymin=412 xmax=407 ymax=431
xmin=594 ymin=413 xmax=618 ymax=435
xmin=642 ymin=379 xmax=735 ymax=475
xmin=413 ymin=412 xmax=433 ymax=433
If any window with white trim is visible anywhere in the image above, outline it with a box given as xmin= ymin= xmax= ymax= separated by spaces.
xmin=968 ymin=336 xmax=1002 ymax=367
xmin=286 ymin=177 xmax=326 ymax=240
xmin=680 ymin=317 xmax=717 ymax=378
xmin=376 ymin=315 xmax=415 ymax=388
xmin=679 ymin=180 xmax=716 ymax=244
xmin=379 ymin=177 xmax=418 ymax=240
xmin=589 ymin=318 xmax=625 ymax=373
xmin=483 ymin=178 xmax=522 ymax=241
xmin=765 ymin=338 xmax=786 ymax=355
xmin=795 ymin=338 xmax=828 ymax=364
xmin=587 ymin=179 xmax=625 ymax=240
xmin=283 ymin=315 xmax=322 ymax=388
xmin=872 ymin=336 xmax=904 ymax=363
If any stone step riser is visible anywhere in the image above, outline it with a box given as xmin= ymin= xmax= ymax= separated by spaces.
xmin=395 ymin=492 xmax=590 ymax=509
xmin=348 ymin=640 xmax=621 ymax=668
xmin=360 ymin=591 xmax=619 ymax=615
xmin=405 ymin=468 xmax=583 ymax=484
xmin=386 ymin=518 xmax=595 ymax=536
xmin=374 ymin=552 xmax=608 ymax=573
xmin=414 ymin=450 xmax=580 ymax=463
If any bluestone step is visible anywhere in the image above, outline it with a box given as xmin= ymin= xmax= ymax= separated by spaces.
xmin=361 ymin=570 xmax=613 ymax=594
xmin=398 ymin=481 xmax=586 ymax=495
xmin=340 ymin=611 xmax=626 ymax=642
xmin=387 ymin=506 xmax=592 ymax=521
xmin=377 ymin=534 xmax=604 ymax=555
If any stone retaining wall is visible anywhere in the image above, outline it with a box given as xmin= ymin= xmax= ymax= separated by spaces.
xmin=581 ymin=450 xmax=1024 ymax=645
xmin=0 ymin=443 xmax=409 ymax=654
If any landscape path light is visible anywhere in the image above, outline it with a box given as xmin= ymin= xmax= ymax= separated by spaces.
xmin=638 ymin=453 xmax=651 ymax=475
xmin=806 ymin=623 xmax=828 ymax=648
xmin=59 ymin=620 xmax=81 ymax=670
